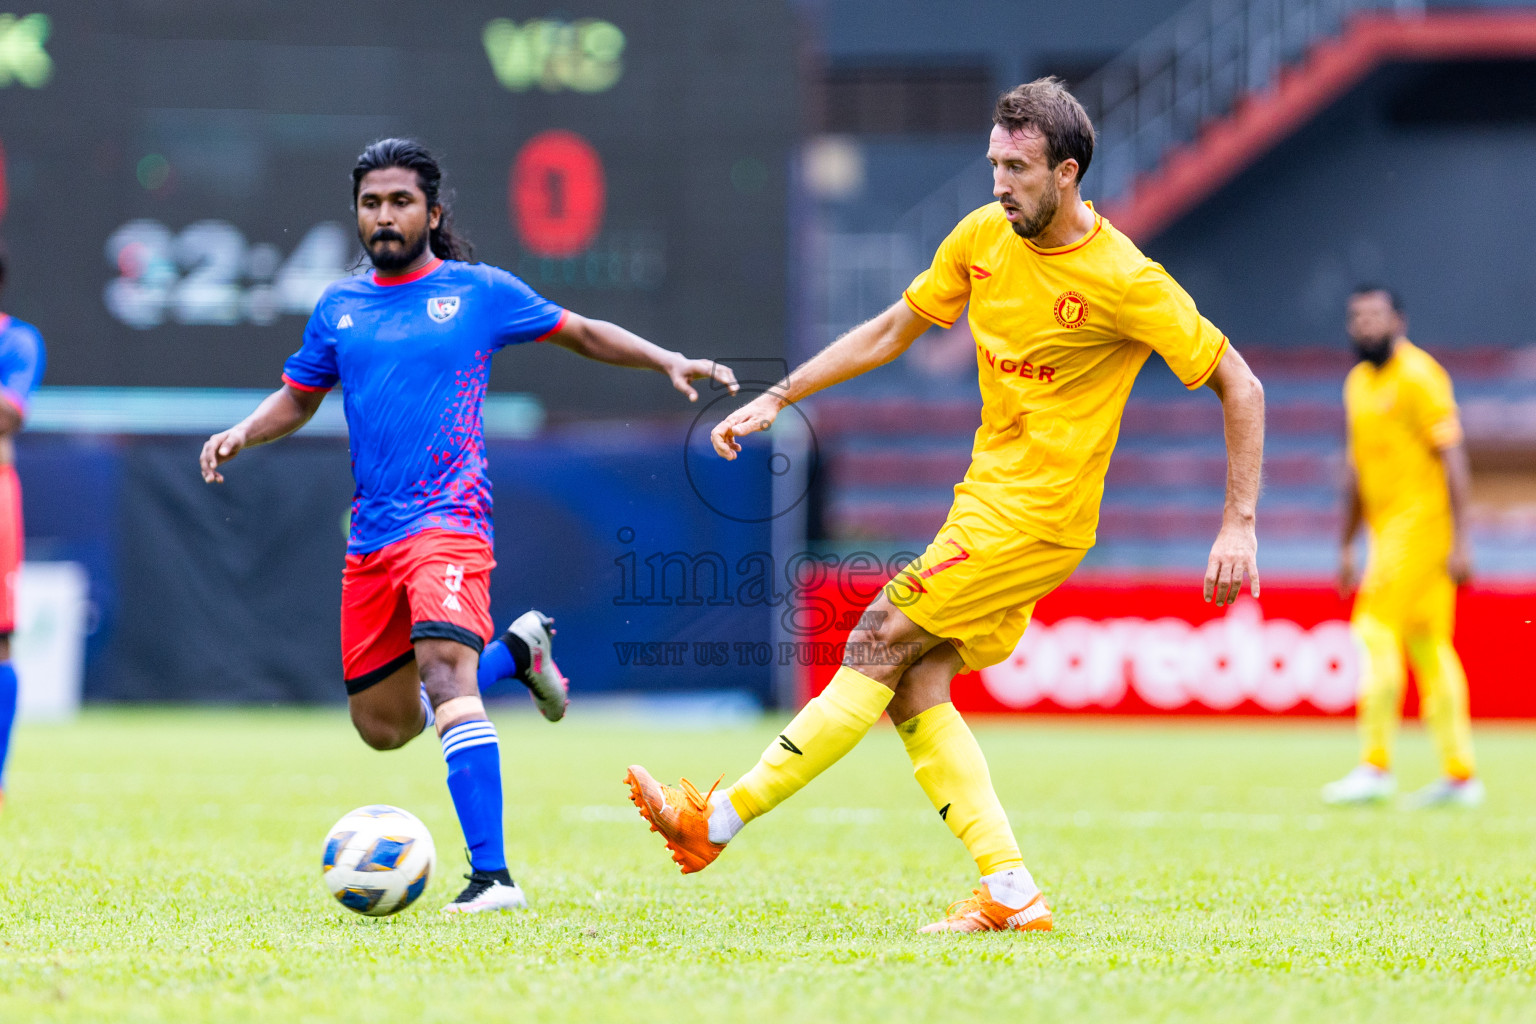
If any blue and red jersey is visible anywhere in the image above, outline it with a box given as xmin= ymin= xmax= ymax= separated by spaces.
xmin=282 ymin=258 xmax=565 ymax=554
xmin=0 ymin=313 xmax=45 ymax=422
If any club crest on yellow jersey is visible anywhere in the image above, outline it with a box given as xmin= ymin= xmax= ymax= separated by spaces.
xmin=1053 ymin=291 xmax=1088 ymax=329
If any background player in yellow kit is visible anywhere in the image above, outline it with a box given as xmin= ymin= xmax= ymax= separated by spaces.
xmin=1323 ymin=286 xmax=1482 ymax=808
xmin=625 ymin=78 xmax=1266 ymax=933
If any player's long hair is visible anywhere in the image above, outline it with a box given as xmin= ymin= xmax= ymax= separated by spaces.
xmin=351 ymin=139 xmax=473 ymax=262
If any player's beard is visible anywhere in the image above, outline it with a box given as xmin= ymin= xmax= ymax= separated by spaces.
xmin=1006 ymin=181 xmax=1060 ymax=241
xmin=364 ymin=226 xmax=430 ymax=274
xmin=1352 ymin=333 xmax=1394 ymax=367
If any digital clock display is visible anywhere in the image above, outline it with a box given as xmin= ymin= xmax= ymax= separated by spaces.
xmin=0 ymin=3 xmax=796 ymax=415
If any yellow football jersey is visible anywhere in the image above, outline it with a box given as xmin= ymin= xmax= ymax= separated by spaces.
xmin=903 ymin=202 xmax=1228 ymax=547
xmin=1344 ymin=340 xmax=1461 ymax=534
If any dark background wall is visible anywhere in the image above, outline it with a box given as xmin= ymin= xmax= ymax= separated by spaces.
xmin=19 ymin=426 xmax=782 ymax=703
xmin=1148 ymin=60 xmax=1536 ymax=346
xmin=805 ymin=3 xmax=1536 ymax=348
xmin=815 ymin=0 xmax=1188 ymax=83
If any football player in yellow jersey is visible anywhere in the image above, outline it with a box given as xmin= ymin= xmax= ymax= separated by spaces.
xmin=1322 ymin=286 xmax=1482 ymax=809
xmin=624 ymin=78 xmax=1266 ymax=932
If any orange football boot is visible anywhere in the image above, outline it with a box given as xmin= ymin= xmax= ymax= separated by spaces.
xmin=624 ymin=764 xmax=726 ymax=874
xmin=918 ymin=884 xmax=1053 ymax=933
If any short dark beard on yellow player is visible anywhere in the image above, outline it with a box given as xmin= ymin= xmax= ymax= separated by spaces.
xmin=1007 ymin=180 xmax=1061 ymax=242
xmin=1352 ymin=334 xmax=1394 ymax=367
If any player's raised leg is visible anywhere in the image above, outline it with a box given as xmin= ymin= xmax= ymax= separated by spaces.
xmin=347 ymin=659 xmax=431 ymax=750
xmin=625 ymin=597 xmax=937 ymax=873
xmin=477 ymin=610 xmax=569 ymax=721
xmin=341 ymin=541 xmax=434 ymax=749
xmin=886 ymin=644 xmax=1050 ymax=933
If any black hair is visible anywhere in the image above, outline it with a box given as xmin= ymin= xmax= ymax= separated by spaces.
xmin=351 ymin=138 xmax=472 ymax=262
xmin=1349 ymin=283 xmax=1402 ymax=313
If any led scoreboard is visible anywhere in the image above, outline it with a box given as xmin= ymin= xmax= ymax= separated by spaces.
xmin=0 ymin=3 xmax=797 ymax=414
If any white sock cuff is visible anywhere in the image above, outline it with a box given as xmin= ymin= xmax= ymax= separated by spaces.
xmin=419 ymin=686 xmax=436 ymax=733
xmin=441 ymin=719 xmax=498 ymax=759
xmin=981 ymin=866 xmax=1040 ymax=909
xmin=707 ymin=791 xmax=745 ymax=844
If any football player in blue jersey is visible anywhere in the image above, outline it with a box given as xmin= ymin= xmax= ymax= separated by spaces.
xmin=200 ymin=139 xmax=736 ymax=913
xmin=0 ymin=249 xmax=46 ymax=814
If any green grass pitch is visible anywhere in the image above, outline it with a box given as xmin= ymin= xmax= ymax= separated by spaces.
xmin=1 ymin=709 xmax=1533 ymax=1023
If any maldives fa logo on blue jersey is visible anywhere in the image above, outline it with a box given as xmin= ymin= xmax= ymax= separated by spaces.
xmin=427 ymin=296 xmax=460 ymax=323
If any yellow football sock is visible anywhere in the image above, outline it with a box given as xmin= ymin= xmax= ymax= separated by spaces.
xmin=897 ymin=702 xmax=1023 ymax=876
xmin=1354 ymin=614 xmax=1406 ymax=771
xmin=1408 ymin=633 xmax=1476 ymax=780
xmin=726 ymin=666 xmax=893 ymax=822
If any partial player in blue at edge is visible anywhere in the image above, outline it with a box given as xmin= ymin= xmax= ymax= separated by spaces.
xmin=200 ymin=139 xmax=738 ymax=913
xmin=0 ymin=248 xmax=46 ymax=813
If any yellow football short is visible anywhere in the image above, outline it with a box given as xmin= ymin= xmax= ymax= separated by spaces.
xmin=883 ymin=495 xmax=1086 ymax=671
xmin=1355 ymin=523 xmax=1456 ymax=636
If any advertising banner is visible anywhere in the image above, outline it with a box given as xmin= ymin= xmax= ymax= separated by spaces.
xmin=15 ymin=561 xmax=89 ymax=721
xmin=800 ymin=578 xmax=1536 ymax=718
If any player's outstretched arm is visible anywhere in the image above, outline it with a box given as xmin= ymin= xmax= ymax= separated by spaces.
xmin=544 ymin=313 xmax=738 ymax=402
xmin=1202 ymin=345 xmax=1265 ymax=606
xmin=199 ymin=383 xmax=326 ymax=483
xmin=710 ymin=299 xmax=931 ymax=460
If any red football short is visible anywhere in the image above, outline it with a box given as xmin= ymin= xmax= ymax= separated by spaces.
xmin=0 ymin=465 xmax=20 ymax=635
xmin=340 ymin=528 xmax=496 ymax=694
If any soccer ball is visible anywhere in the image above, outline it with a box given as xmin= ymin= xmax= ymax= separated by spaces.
xmin=321 ymin=805 xmax=437 ymax=916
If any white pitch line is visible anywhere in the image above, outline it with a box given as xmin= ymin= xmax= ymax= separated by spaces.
xmin=560 ymin=804 xmax=1536 ymax=833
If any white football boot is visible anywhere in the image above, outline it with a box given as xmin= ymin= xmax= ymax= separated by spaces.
xmin=1321 ymin=764 xmax=1396 ymax=805
xmin=507 ymin=610 xmax=569 ymax=722
xmin=1402 ymin=776 xmax=1485 ymax=810
xmin=442 ymin=870 xmax=529 ymax=915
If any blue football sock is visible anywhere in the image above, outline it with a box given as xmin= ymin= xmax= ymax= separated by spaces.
xmin=440 ymin=719 xmax=506 ymax=873
xmin=476 ymin=634 xmax=529 ymax=697
xmin=0 ymin=661 xmax=17 ymax=790
xmin=476 ymin=639 xmax=517 ymax=695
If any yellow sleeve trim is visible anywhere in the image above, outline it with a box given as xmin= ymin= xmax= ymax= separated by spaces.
xmin=903 ymin=289 xmax=955 ymax=329
xmin=1181 ymin=335 xmax=1229 ymax=390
